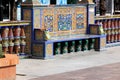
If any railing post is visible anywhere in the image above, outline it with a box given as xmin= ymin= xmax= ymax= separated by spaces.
xmin=14 ymin=26 xmax=21 ymax=54
xmin=108 ymin=19 xmax=111 ymax=29
xmin=20 ymin=26 xmax=26 ymax=56
xmin=1 ymin=27 xmax=9 ymax=54
xmin=0 ymin=21 xmax=30 ymax=55
xmin=8 ymin=26 xmax=14 ymax=54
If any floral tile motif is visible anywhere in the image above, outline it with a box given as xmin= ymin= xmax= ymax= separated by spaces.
xmin=58 ymin=14 xmax=72 ymax=31
xmin=44 ymin=15 xmax=53 ymax=32
xmin=76 ymin=14 xmax=84 ymax=29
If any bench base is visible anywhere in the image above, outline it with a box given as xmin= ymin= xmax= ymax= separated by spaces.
xmin=32 ymin=34 xmax=106 ymax=59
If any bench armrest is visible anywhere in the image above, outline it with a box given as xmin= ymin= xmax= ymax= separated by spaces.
xmin=89 ymin=24 xmax=105 ymax=35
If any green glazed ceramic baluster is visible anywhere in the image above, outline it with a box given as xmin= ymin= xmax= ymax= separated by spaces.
xmin=82 ymin=39 xmax=88 ymax=51
xmin=69 ymin=41 xmax=75 ymax=53
xmin=88 ymin=39 xmax=95 ymax=50
xmin=61 ymin=42 xmax=68 ymax=54
xmin=75 ymin=40 xmax=82 ymax=52
xmin=54 ymin=43 xmax=61 ymax=55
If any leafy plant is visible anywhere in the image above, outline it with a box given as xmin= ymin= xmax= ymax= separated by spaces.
xmin=0 ymin=44 xmax=5 ymax=58
xmin=0 ymin=53 xmax=5 ymax=58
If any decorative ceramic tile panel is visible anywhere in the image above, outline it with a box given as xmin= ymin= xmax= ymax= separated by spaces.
xmin=24 ymin=25 xmax=31 ymax=53
xmin=42 ymin=8 xmax=54 ymax=31
xmin=76 ymin=14 xmax=84 ymax=29
xmin=44 ymin=15 xmax=53 ymax=32
xmin=89 ymin=7 xmax=95 ymax=24
xmin=100 ymin=38 xmax=106 ymax=48
xmin=35 ymin=30 xmax=44 ymax=40
xmin=23 ymin=9 xmax=31 ymax=20
xmin=72 ymin=7 xmax=76 ymax=30
xmin=55 ymin=7 xmax=72 ymax=14
xmin=46 ymin=44 xmax=53 ymax=56
xmin=75 ymin=7 xmax=87 ymax=30
xmin=54 ymin=7 xmax=73 ymax=31
xmin=34 ymin=9 xmax=40 ymax=28
xmin=35 ymin=6 xmax=87 ymax=36
xmin=58 ymin=14 xmax=72 ymax=31
xmin=90 ymin=26 xmax=99 ymax=34
xmin=33 ymin=44 xmax=43 ymax=57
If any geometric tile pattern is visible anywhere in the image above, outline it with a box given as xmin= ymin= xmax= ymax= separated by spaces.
xmin=34 ymin=9 xmax=40 ymax=28
xmin=58 ymin=14 xmax=72 ymax=31
xmin=76 ymin=14 xmax=84 ymax=29
xmin=46 ymin=44 xmax=53 ymax=56
xmin=33 ymin=44 xmax=43 ymax=57
xmin=33 ymin=6 xmax=87 ymax=35
xmin=23 ymin=9 xmax=31 ymax=20
xmin=100 ymin=37 xmax=106 ymax=48
xmin=44 ymin=15 xmax=53 ymax=32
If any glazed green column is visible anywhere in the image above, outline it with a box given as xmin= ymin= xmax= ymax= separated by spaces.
xmin=61 ymin=42 xmax=68 ymax=54
xmin=82 ymin=39 xmax=89 ymax=51
xmin=54 ymin=43 xmax=61 ymax=55
xmin=68 ymin=41 xmax=75 ymax=53
xmin=75 ymin=40 xmax=82 ymax=52
xmin=88 ymin=38 xmax=95 ymax=50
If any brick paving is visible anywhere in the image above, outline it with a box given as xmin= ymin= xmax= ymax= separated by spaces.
xmin=31 ymin=62 xmax=120 ymax=80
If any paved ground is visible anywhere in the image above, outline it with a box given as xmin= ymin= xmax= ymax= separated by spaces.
xmin=31 ymin=62 xmax=120 ymax=80
xmin=16 ymin=46 xmax=120 ymax=80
